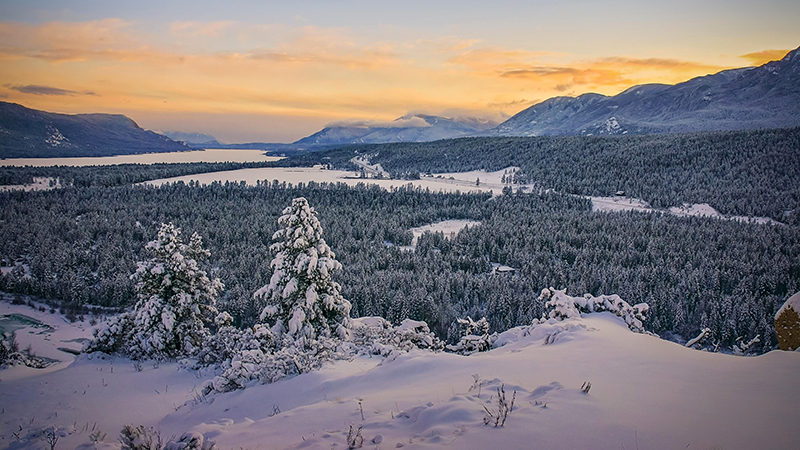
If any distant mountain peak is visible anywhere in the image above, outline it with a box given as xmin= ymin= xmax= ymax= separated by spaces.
xmin=294 ymin=113 xmax=499 ymax=146
xmin=161 ymin=131 xmax=219 ymax=145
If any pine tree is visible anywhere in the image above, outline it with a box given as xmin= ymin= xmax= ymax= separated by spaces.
xmin=128 ymin=223 xmax=223 ymax=359
xmin=255 ymin=197 xmax=352 ymax=342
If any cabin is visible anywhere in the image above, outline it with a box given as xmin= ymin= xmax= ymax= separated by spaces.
xmin=491 ymin=263 xmax=517 ymax=276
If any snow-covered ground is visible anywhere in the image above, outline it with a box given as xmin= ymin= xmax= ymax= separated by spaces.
xmin=143 ymin=166 xmax=502 ymax=195
xmin=667 ymin=202 xmax=779 ymax=224
xmin=0 ymin=177 xmax=61 ymax=192
xmin=403 ymin=220 xmax=482 ymax=249
xmin=0 ymin=300 xmax=89 ymax=381
xmin=2 ymin=298 xmax=799 ymax=450
xmin=589 ymin=196 xmax=654 ymax=213
xmin=592 ymin=196 xmax=781 ymax=224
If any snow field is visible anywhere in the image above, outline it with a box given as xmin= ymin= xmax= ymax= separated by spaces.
xmin=405 ymin=220 xmax=481 ymax=249
xmin=3 ymin=300 xmax=800 ymax=450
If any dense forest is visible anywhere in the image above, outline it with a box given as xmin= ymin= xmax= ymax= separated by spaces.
xmin=282 ymin=127 xmax=800 ymax=225
xmin=1 ymin=180 xmax=797 ymax=352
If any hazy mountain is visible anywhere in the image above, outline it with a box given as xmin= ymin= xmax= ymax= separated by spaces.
xmin=161 ymin=131 xmax=221 ymax=147
xmin=0 ymin=102 xmax=189 ymax=158
xmin=492 ymin=47 xmax=800 ymax=136
xmin=294 ymin=114 xmax=498 ymax=145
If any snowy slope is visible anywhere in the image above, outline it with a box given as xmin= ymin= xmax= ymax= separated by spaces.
xmin=2 ymin=302 xmax=799 ymax=450
xmin=490 ymin=47 xmax=800 ymax=136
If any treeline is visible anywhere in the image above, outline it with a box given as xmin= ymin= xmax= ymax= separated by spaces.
xmin=0 ymin=160 xmax=280 ymax=187
xmin=284 ymin=127 xmax=800 ymax=225
xmin=1 ymin=181 xmax=797 ymax=352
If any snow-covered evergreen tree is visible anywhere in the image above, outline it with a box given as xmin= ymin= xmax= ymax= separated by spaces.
xmin=127 ymin=222 xmax=223 ymax=359
xmin=85 ymin=223 xmax=223 ymax=360
xmin=255 ymin=197 xmax=351 ymax=342
xmin=446 ymin=316 xmax=492 ymax=355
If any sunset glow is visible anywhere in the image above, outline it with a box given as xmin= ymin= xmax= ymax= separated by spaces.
xmin=1 ymin=1 xmax=798 ymax=142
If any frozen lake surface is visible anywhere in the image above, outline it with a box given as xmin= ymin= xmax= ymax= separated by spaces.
xmin=0 ymin=149 xmax=282 ymax=167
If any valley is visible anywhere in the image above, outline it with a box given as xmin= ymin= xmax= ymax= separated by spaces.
xmin=1 ymin=5 xmax=799 ymax=448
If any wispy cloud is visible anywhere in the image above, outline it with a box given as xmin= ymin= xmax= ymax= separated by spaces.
xmin=325 ymin=116 xmax=431 ymax=128
xmin=0 ymin=19 xmax=138 ymax=63
xmin=449 ymin=49 xmax=727 ymax=93
xmin=487 ymin=98 xmax=538 ymax=109
xmin=170 ymin=21 xmax=235 ymax=38
xmin=7 ymin=84 xmax=97 ymax=96
xmin=740 ymin=49 xmax=790 ymax=65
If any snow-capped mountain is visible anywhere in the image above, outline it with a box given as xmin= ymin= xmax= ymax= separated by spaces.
xmin=161 ymin=131 xmax=221 ymax=147
xmin=294 ymin=114 xmax=498 ymax=145
xmin=491 ymin=46 xmax=800 ymax=136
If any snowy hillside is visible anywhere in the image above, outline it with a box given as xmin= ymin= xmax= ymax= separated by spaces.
xmin=490 ymin=46 xmax=800 ymax=136
xmin=2 ymin=297 xmax=799 ymax=450
xmin=294 ymin=114 xmax=498 ymax=146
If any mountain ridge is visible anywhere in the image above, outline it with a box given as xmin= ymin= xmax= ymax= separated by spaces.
xmin=0 ymin=102 xmax=189 ymax=158
xmin=489 ymin=47 xmax=800 ymax=136
xmin=294 ymin=113 xmax=498 ymax=146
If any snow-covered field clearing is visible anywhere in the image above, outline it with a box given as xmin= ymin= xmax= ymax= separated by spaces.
xmin=591 ymin=196 xmax=780 ymax=224
xmin=404 ymin=220 xmax=482 ymax=249
xmin=0 ymin=149 xmax=282 ymax=167
xmin=2 ymin=297 xmax=799 ymax=450
xmin=146 ymin=165 xmax=780 ymax=225
xmin=589 ymin=196 xmax=654 ymax=213
xmin=0 ymin=177 xmax=61 ymax=192
xmin=143 ymin=166 xmax=503 ymax=195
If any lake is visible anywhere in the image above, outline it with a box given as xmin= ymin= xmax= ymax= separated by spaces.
xmin=0 ymin=149 xmax=283 ymax=167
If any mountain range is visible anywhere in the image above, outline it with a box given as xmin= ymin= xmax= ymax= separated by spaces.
xmin=1 ymin=46 xmax=798 ymax=158
xmin=491 ymin=47 xmax=800 ymax=136
xmin=293 ymin=114 xmax=498 ymax=146
xmin=295 ymin=46 xmax=800 ymax=142
xmin=0 ymin=102 xmax=189 ymax=159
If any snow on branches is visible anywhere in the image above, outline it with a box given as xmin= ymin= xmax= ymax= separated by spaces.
xmin=446 ymin=316 xmax=493 ymax=355
xmin=86 ymin=223 xmax=222 ymax=359
xmin=540 ymin=288 xmax=649 ymax=333
xmin=254 ymin=197 xmax=352 ymax=343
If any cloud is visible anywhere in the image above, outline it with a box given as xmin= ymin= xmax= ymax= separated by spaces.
xmin=740 ymin=49 xmax=791 ymax=65
xmin=448 ymin=47 xmax=553 ymax=72
xmin=170 ymin=21 xmax=234 ymax=38
xmin=445 ymin=43 xmax=728 ymax=94
xmin=243 ymin=46 xmax=395 ymax=69
xmin=325 ymin=116 xmax=431 ymax=128
xmin=597 ymin=56 xmax=719 ymax=70
xmin=492 ymin=54 xmax=726 ymax=93
xmin=500 ymin=65 xmax=632 ymax=91
xmin=0 ymin=19 xmax=138 ymax=63
xmin=416 ymin=37 xmax=482 ymax=53
xmin=486 ymin=98 xmax=538 ymax=109
xmin=7 ymin=84 xmax=97 ymax=96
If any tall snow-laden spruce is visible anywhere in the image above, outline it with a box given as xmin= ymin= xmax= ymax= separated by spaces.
xmin=128 ymin=222 xmax=223 ymax=359
xmin=255 ymin=197 xmax=351 ymax=341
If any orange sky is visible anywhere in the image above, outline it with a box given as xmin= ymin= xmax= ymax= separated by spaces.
xmin=1 ymin=1 xmax=798 ymax=142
